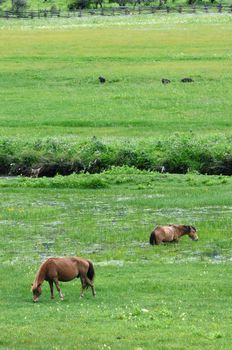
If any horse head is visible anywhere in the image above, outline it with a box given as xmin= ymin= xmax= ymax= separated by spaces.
xmin=31 ymin=283 xmax=42 ymax=302
xmin=184 ymin=225 xmax=198 ymax=241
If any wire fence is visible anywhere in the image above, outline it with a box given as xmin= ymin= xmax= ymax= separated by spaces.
xmin=1 ymin=3 xmax=232 ymax=19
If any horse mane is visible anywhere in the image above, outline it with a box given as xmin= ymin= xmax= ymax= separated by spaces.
xmin=182 ymin=225 xmax=191 ymax=234
xmin=32 ymin=260 xmax=48 ymax=290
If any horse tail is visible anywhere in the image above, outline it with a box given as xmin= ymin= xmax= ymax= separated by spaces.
xmin=149 ymin=231 xmax=157 ymax=245
xmin=87 ymin=260 xmax=95 ymax=282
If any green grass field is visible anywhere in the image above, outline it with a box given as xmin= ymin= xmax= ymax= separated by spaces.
xmin=0 ymin=14 xmax=231 ymax=141
xmin=0 ymin=14 xmax=232 ymax=350
xmin=0 ymin=171 xmax=232 ymax=349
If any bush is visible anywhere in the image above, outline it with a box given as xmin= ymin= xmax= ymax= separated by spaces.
xmin=78 ymin=138 xmax=115 ymax=173
xmin=0 ymin=136 xmax=232 ymax=177
xmin=206 ymin=154 xmax=232 ymax=176
xmin=11 ymin=0 xmax=27 ymax=11
xmin=0 ymin=154 xmax=13 ymax=175
xmin=68 ymin=0 xmax=91 ymax=10
xmin=162 ymin=135 xmax=214 ymax=174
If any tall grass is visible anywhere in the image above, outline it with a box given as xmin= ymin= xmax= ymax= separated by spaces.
xmin=1 ymin=136 xmax=232 ymax=175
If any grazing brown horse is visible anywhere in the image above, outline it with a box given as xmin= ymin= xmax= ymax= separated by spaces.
xmin=149 ymin=224 xmax=198 ymax=245
xmin=31 ymin=257 xmax=95 ymax=302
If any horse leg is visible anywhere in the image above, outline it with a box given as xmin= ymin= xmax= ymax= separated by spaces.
xmin=90 ymin=284 xmax=96 ymax=297
xmin=49 ymin=280 xmax=54 ymax=299
xmin=80 ymin=276 xmax=86 ymax=298
xmin=54 ymin=278 xmax=64 ymax=300
xmin=85 ymin=276 xmax=96 ymax=297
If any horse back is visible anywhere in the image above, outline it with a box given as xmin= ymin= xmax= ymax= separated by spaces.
xmin=154 ymin=225 xmax=176 ymax=242
xmin=44 ymin=258 xmax=80 ymax=282
xmin=43 ymin=257 xmax=91 ymax=282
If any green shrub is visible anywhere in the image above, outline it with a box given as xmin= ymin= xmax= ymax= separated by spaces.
xmin=78 ymin=138 xmax=115 ymax=173
xmin=11 ymin=0 xmax=27 ymax=11
xmin=162 ymin=135 xmax=214 ymax=174
xmin=0 ymin=136 xmax=232 ymax=177
xmin=67 ymin=0 xmax=91 ymax=9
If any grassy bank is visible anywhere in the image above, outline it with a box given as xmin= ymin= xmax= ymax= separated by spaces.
xmin=1 ymin=135 xmax=232 ymax=176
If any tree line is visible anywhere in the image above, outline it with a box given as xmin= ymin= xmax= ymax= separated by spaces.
xmin=5 ymin=0 xmax=222 ymax=13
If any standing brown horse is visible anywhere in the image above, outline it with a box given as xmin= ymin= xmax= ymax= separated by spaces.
xmin=149 ymin=224 xmax=198 ymax=245
xmin=31 ymin=257 xmax=95 ymax=302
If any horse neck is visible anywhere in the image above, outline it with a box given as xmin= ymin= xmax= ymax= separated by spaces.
xmin=34 ymin=261 xmax=47 ymax=287
xmin=176 ymin=226 xmax=187 ymax=237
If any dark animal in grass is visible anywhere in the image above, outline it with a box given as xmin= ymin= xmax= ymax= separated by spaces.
xmin=99 ymin=76 xmax=106 ymax=83
xmin=181 ymin=77 xmax=194 ymax=83
xmin=31 ymin=257 xmax=95 ymax=302
xmin=162 ymin=78 xmax=171 ymax=84
xmin=149 ymin=224 xmax=198 ymax=245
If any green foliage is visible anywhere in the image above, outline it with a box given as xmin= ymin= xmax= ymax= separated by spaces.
xmin=67 ymin=0 xmax=91 ymax=9
xmin=162 ymin=134 xmax=215 ymax=173
xmin=11 ymin=0 xmax=27 ymax=10
xmin=77 ymin=138 xmax=115 ymax=173
xmin=0 ymin=0 xmax=229 ymax=10
xmin=0 ymin=135 xmax=232 ymax=176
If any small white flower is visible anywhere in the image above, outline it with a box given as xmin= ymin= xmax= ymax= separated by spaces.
xmin=141 ymin=308 xmax=149 ymax=313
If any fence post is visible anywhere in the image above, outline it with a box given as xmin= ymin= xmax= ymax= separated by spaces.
xmin=178 ymin=5 xmax=182 ymax=13
xmin=166 ymin=6 xmax=170 ymax=13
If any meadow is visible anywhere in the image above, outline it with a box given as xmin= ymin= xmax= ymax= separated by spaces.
xmin=0 ymin=170 xmax=232 ymax=349
xmin=0 ymin=14 xmax=231 ymax=140
xmin=0 ymin=14 xmax=232 ymax=350
xmin=0 ymin=14 xmax=232 ymax=175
